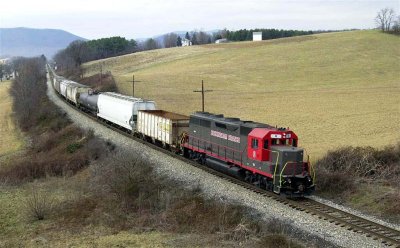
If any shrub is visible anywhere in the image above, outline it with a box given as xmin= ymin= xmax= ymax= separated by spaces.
xmin=316 ymin=143 xmax=400 ymax=181
xmin=67 ymin=143 xmax=83 ymax=153
xmin=25 ymin=188 xmax=54 ymax=221
xmin=315 ymin=169 xmax=355 ymax=196
xmin=78 ymin=72 xmax=117 ymax=92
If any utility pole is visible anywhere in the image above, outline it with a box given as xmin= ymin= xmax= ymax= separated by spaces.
xmin=131 ymin=74 xmax=142 ymax=97
xmin=100 ymin=63 xmax=103 ymax=85
xmin=193 ymin=80 xmax=213 ymax=112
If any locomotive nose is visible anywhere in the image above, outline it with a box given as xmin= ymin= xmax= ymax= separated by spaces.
xmin=298 ymin=184 xmax=305 ymax=192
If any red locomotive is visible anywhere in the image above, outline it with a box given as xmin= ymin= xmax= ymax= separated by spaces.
xmin=182 ymin=112 xmax=315 ymax=196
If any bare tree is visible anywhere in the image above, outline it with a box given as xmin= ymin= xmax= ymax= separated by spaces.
xmin=197 ymin=31 xmax=211 ymax=44
xmin=392 ymin=15 xmax=400 ymax=34
xmin=143 ymin=38 xmax=160 ymax=51
xmin=163 ymin=33 xmax=178 ymax=48
xmin=375 ymin=8 xmax=396 ymax=32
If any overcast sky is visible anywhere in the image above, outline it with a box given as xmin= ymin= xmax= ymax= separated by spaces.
xmin=1 ymin=0 xmax=399 ymax=39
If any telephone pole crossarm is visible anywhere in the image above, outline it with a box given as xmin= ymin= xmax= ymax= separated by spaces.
xmin=129 ymin=74 xmax=143 ymax=97
xmin=193 ymin=80 xmax=213 ymax=112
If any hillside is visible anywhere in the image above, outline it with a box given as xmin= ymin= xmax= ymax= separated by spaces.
xmin=0 ymin=27 xmax=86 ymax=58
xmin=83 ymin=31 xmax=400 ymax=159
xmin=0 ymin=81 xmax=24 ymax=163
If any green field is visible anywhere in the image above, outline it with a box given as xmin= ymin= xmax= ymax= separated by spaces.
xmin=84 ymin=31 xmax=400 ymax=159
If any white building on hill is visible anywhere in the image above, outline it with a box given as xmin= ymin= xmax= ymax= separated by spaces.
xmin=253 ymin=32 xmax=262 ymax=41
xmin=215 ymin=38 xmax=228 ymax=44
xmin=181 ymin=38 xmax=192 ymax=46
xmin=0 ymin=58 xmax=10 ymax=65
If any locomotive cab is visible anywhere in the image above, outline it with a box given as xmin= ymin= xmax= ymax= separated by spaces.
xmin=247 ymin=128 xmax=315 ymax=196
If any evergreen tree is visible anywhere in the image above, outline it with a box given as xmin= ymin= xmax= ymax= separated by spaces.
xmin=177 ymin=36 xmax=182 ymax=46
xmin=191 ymin=33 xmax=197 ymax=45
xmin=185 ymin=32 xmax=190 ymax=40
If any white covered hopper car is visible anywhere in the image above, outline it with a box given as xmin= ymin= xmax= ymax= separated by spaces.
xmin=66 ymin=82 xmax=91 ymax=105
xmin=97 ymin=92 xmax=156 ymax=131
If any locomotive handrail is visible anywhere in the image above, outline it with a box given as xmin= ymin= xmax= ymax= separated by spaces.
xmin=272 ymin=150 xmax=280 ymax=185
xmin=279 ymin=161 xmax=295 ymax=187
xmin=310 ymin=160 xmax=316 ymax=184
xmin=302 ymin=148 xmax=316 ymax=184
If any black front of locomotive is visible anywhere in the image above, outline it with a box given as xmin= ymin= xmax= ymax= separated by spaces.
xmin=271 ymin=145 xmax=315 ymax=196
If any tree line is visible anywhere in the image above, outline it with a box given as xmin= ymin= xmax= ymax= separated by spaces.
xmin=9 ymin=56 xmax=47 ymax=130
xmin=53 ymin=36 xmax=137 ymax=76
xmin=225 ymin=29 xmax=313 ymax=41
xmin=375 ymin=8 xmax=400 ymax=34
xmin=51 ymin=28 xmax=323 ymax=77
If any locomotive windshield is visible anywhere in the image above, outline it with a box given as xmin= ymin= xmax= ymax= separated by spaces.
xmin=271 ymin=138 xmax=293 ymax=146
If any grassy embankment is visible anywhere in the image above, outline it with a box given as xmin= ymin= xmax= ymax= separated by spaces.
xmin=0 ymin=80 xmax=25 ymax=165
xmin=84 ymin=30 xmax=400 ymax=222
xmin=0 ymin=59 xmax=306 ymax=247
xmin=84 ymin=30 xmax=400 ymax=160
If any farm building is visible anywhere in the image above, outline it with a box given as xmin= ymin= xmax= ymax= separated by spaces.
xmin=181 ymin=38 xmax=192 ymax=46
xmin=215 ymin=38 xmax=228 ymax=44
xmin=253 ymin=32 xmax=262 ymax=41
xmin=0 ymin=58 xmax=10 ymax=65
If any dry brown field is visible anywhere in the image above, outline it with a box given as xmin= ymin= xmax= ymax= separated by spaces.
xmin=84 ymin=31 xmax=400 ymax=160
xmin=0 ymin=80 xmax=24 ymax=164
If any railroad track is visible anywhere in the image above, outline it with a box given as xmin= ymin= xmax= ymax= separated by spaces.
xmin=50 ymin=80 xmax=400 ymax=248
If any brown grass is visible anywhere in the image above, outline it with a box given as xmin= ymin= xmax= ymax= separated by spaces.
xmin=0 ymin=80 xmax=24 ymax=163
xmin=83 ymin=31 xmax=400 ymax=160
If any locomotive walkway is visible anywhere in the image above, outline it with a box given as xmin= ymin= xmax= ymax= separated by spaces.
xmin=46 ymin=74 xmax=399 ymax=248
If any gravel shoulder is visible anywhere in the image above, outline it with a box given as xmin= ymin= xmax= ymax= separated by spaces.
xmin=46 ymin=77 xmax=388 ymax=248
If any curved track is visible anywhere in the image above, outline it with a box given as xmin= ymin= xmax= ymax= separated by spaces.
xmin=50 ymin=76 xmax=400 ymax=248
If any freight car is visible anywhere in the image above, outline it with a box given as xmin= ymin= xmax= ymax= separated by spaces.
xmin=181 ymin=112 xmax=315 ymax=196
xmin=77 ymin=91 xmax=100 ymax=115
xmin=97 ymin=92 xmax=156 ymax=131
xmin=137 ymin=110 xmax=189 ymax=151
xmin=66 ymin=82 xmax=91 ymax=105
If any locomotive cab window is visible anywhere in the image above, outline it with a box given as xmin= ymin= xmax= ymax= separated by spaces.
xmin=251 ymin=138 xmax=258 ymax=149
xmin=215 ymin=122 xmax=227 ymax=129
xmin=263 ymin=140 xmax=268 ymax=149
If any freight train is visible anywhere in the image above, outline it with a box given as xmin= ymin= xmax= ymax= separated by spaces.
xmin=47 ymin=65 xmax=315 ymax=197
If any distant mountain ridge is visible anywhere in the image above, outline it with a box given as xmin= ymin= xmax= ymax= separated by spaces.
xmin=0 ymin=27 xmax=86 ymax=59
